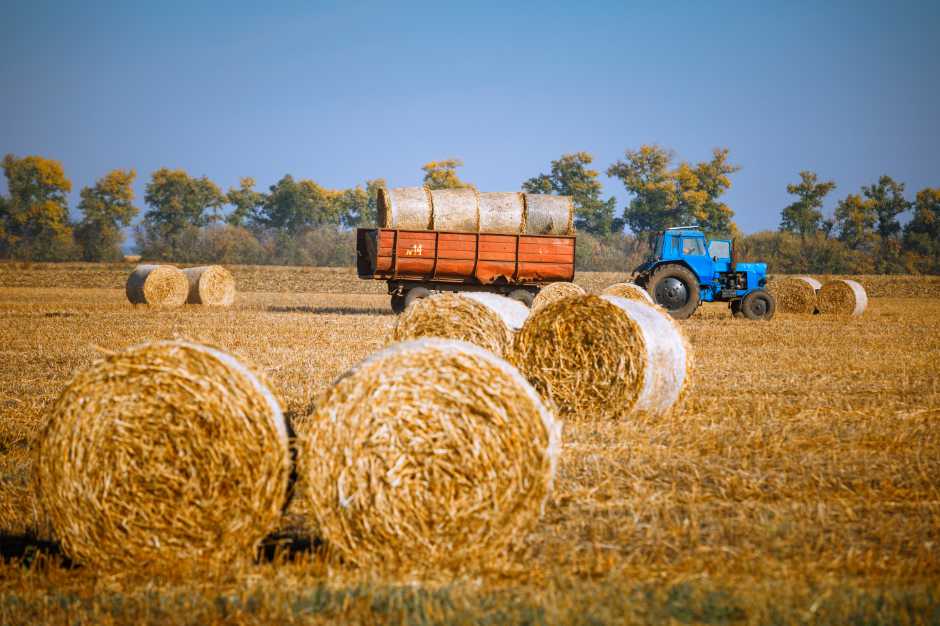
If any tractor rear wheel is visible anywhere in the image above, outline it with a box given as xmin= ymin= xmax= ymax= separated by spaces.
xmin=739 ymin=289 xmax=776 ymax=320
xmin=647 ymin=264 xmax=700 ymax=320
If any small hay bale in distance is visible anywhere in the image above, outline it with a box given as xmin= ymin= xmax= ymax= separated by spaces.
xmin=35 ymin=340 xmax=290 ymax=570
xmin=125 ymin=264 xmax=188 ymax=306
xmin=461 ymin=292 xmax=530 ymax=331
xmin=182 ymin=265 xmax=236 ymax=306
xmin=512 ymin=294 xmax=691 ymax=420
xmin=817 ymin=279 xmax=868 ymax=316
xmin=770 ymin=276 xmax=821 ymax=314
xmin=531 ymin=281 xmax=586 ymax=312
xmin=392 ymin=292 xmax=514 ymax=357
xmin=601 ymin=282 xmax=655 ymax=305
xmin=298 ymin=338 xmax=561 ymax=571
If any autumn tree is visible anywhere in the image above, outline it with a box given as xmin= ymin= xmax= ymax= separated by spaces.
xmin=340 ymin=178 xmax=385 ymax=227
xmin=862 ymin=175 xmax=910 ymax=272
xmin=137 ymin=168 xmax=225 ymax=258
xmin=524 ymin=152 xmax=620 ymax=236
xmin=0 ymin=154 xmax=75 ymax=260
xmin=779 ymin=171 xmax=836 ymax=241
xmin=422 ymin=159 xmax=472 ymax=190
xmin=254 ymin=175 xmax=343 ymax=233
xmin=903 ymin=187 xmax=940 ymax=274
xmin=74 ymin=169 xmax=138 ymax=261
xmin=225 ymin=177 xmax=265 ymax=227
xmin=833 ymin=193 xmax=876 ymax=251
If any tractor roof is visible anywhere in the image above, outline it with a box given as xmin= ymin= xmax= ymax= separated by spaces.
xmin=664 ymin=226 xmax=705 ymax=236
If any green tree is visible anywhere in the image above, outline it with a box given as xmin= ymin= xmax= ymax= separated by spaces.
xmin=340 ymin=178 xmax=385 ymax=227
xmin=833 ymin=193 xmax=876 ymax=251
xmin=681 ymin=148 xmax=740 ymax=237
xmin=422 ymin=159 xmax=473 ymax=190
xmin=608 ymin=145 xmax=678 ymax=241
xmin=0 ymin=154 xmax=75 ymax=260
xmin=862 ymin=175 xmax=910 ymax=272
xmin=225 ymin=177 xmax=265 ymax=227
xmin=74 ymin=169 xmax=139 ymax=261
xmin=524 ymin=152 xmax=620 ymax=236
xmin=138 ymin=168 xmax=225 ymax=258
xmin=255 ymin=175 xmax=343 ymax=233
xmin=903 ymin=187 xmax=940 ymax=274
xmin=779 ymin=171 xmax=836 ymax=241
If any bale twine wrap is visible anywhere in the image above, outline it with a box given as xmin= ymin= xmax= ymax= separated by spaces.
xmin=125 ymin=264 xmax=188 ymax=306
xmin=182 ymin=265 xmax=236 ymax=306
xmin=601 ymin=282 xmax=655 ymax=305
xmin=392 ymin=292 xmax=513 ymax=357
xmin=523 ymin=194 xmax=574 ymax=235
xmin=512 ymin=295 xmax=690 ymax=420
xmin=461 ymin=292 xmax=530 ymax=331
xmin=531 ymin=281 xmax=586 ymax=313
xmin=35 ymin=340 xmax=290 ymax=569
xmin=430 ymin=188 xmax=479 ymax=232
xmin=377 ymin=186 xmax=433 ymax=230
xmin=771 ymin=276 xmax=821 ymax=314
xmin=298 ymin=338 xmax=561 ymax=570
xmin=478 ymin=191 xmax=526 ymax=234
xmin=817 ymin=279 xmax=868 ymax=316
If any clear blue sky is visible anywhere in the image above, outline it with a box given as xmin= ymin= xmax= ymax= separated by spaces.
xmin=2 ymin=0 xmax=938 ymax=236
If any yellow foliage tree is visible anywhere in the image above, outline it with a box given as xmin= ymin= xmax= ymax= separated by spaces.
xmin=422 ymin=159 xmax=473 ymax=190
xmin=0 ymin=154 xmax=75 ymax=260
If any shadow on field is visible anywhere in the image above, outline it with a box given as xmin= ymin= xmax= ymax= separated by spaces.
xmin=0 ymin=533 xmax=74 ymax=567
xmin=266 ymin=306 xmax=392 ymax=316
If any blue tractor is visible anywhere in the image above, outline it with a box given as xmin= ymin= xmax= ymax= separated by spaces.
xmin=633 ymin=226 xmax=776 ymax=320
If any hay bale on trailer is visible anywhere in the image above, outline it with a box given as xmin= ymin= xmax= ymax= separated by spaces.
xmin=297 ymin=338 xmax=561 ymax=571
xmin=524 ymin=194 xmax=574 ymax=235
xmin=817 ymin=279 xmax=868 ymax=316
xmin=478 ymin=191 xmax=526 ymax=234
xmin=392 ymin=292 xmax=514 ymax=357
xmin=512 ymin=295 xmax=691 ymax=420
xmin=771 ymin=276 xmax=821 ymax=314
xmin=430 ymin=188 xmax=479 ymax=232
xmin=35 ymin=340 xmax=290 ymax=570
xmin=531 ymin=281 xmax=586 ymax=312
xmin=182 ymin=265 xmax=236 ymax=306
xmin=601 ymin=282 xmax=655 ymax=305
xmin=377 ymin=186 xmax=433 ymax=230
xmin=125 ymin=264 xmax=188 ymax=306
xmin=462 ymin=292 xmax=530 ymax=331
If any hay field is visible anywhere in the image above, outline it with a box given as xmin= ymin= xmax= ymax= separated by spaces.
xmin=0 ymin=264 xmax=939 ymax=624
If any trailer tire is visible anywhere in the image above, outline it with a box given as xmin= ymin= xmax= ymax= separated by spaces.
xmin=404 ymin=287 xmax=430 ymax=309
xmin=739 ymin=289 xmax=776 ymax=321
xmin=647 ymin=264 xmax=700 ymax=320
xmin=508 ymin=289 xmax=535 ymax=308
xmin=390 ymin=294 xmax=406 ymax=314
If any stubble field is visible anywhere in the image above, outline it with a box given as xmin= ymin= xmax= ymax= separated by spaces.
xmin=0 ymin=263 xmax=938 ymax=624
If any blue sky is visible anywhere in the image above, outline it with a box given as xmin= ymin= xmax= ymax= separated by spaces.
xmin=2 ymin=0 xmax=938 ymax=236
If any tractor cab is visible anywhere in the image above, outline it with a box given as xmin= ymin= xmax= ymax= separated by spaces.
xmin=634 ymin=227 xmax=775 ymax=320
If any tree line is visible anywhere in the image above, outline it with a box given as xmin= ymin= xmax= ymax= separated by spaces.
xmin=1 ymin=151 xmax=937 ymax=273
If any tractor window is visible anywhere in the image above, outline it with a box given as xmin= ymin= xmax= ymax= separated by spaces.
xmin=681 ymin=238 xmax=705 ymax=256
xmin=709 ymin=240 xmax=731 ymax=259
xmin=670 ymin=237 xmax=681 ymax=255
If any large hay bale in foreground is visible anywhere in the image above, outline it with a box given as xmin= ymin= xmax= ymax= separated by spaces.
xmin=430 ymin=188 xmax=479 ymax=232
xmin=378 ymin=186 xmax=432 ymax=230
xmin=531 ymin=281 xmax=586 ymax=312
xmin=601 ymin=282 xmax=654 ymax=305
xmin=35 ymin=341 xmax=290 ymax=570
xmin=771 ymin=276 xmax=821 ymax=314
xmin=392 ymin=292 xmax=513 ymax=357
xmin=524 ymin=194 xmax=574 ymax=235
xmin=478 ymin=191 xmax=525 ymax=234
xmin=462 ymin=292 xmax=530 ymax=331
xmin=183 ymin=265 xmax=236 ymax=306
xmin=298 ymin=339 xmax=561 ymax=571
xmin=512 ymin=295 xmax=691 ymax=420
xmin=125 ymin=264 xmax=188 ymax=306
xmin=817 ymin=279 xmax=868 ymax=316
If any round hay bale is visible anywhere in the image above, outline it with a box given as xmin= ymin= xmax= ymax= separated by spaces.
xmin=182 ymin=265 xmax=236 ymax=306
xmin=512 ymin=295 xmax=690 ymax=420
xmin=817 ymin=279 xmax=868 ymax=316
xmin=377 ymin=186 xmax=432 ymax=230
xmin=531 ymin=281 xmax=586 ymax=313
xmin=523 ymin=194 xmax=574 ymax=235
xmin=125 ymin=264 xmax=188 ymax=306
xmin=601 ymin=282 xmax=655 ymax=305
xmin=461 ymin=292 xmax=530 ymax=331
xmin=392 ymin=292 xmax=513 ymax=357
xmin=298 ymin=338 xmax=561 ymax=571
xmin=35 ymin=340 xmax=290 ymax=570
xmin=430 ymin=188 xmax=479 ymax=232
xmin=770 ymin=276 xmax=820 ymax=314
xmin=478 ymin=191 xmax=525 ymax=234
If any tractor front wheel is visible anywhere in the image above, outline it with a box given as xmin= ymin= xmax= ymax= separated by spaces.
xmin=738 ymin=289 xmax=776 ymax=320
xmin=647 ymin=264 xmax=700 ymax=320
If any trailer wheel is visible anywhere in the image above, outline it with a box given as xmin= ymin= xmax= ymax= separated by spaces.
xmin=404 ymin=287 xmax=430 ymax=309
xmin=647 ymin=264 xmax=700 ymax=320
xmin=739 ymin=289 xmax=776 ymax=320
xmin=508 ymin=289 xmax=534 ymax=308
xmin=390 ymin=294 xmax=406 ymax=314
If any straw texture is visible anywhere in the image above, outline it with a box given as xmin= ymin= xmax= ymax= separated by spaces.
xmin=125 ymin=264 xmax=188 ymax=306
xmin=531 ymin=282 xmax=586 ymax=313
xmin=512 ymin=295 xmax=690 ymax=420
xmin=35 ymin=340 xmax=290 ymax=570
xmin=183 ymin=265 xmax=236 ymax=306
xmin=430 ymin=188 xmax=479 ymax=232
xmin=392 ymin=292 xmax=513 ymax=357
xmin=771 ymin=276 xmax=820 ymax=314
xmin=601 ymin=282 xmax=655 ymax=305
xmin=478 ymin=192 xmax=525 ymax=234
xmin=523 ymin=194 xmax=574 ymax=235
xmin=297 ymin=338 xmax=561 ymax=571
xmin=817 ymin=279 xmax=868 ymax=316
xmin=377 ymin=187 xmax=433 ymax=230
xmin=462 ymin=292 xmax=530 ymax=331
